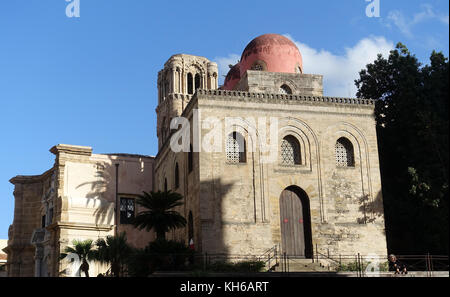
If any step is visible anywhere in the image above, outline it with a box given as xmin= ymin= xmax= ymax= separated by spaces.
xmin=273 ymin=259 xmax=331 ymax=272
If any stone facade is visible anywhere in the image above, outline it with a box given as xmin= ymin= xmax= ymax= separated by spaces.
xmin=155 ymin=55 xmax=387 ymax=258
xmin=5 ymin=34 xmax=388 ymax=276
xmin=4 ymin=145 xmax=155 ymax=277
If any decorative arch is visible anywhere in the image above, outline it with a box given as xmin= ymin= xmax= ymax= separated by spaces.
xmin=323 ymin=122 xmax=375 ymax=219
xmin=277 ymin=117 xmax=325 ymax=222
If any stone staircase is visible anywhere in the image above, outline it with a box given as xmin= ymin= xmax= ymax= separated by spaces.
xmin=273 ymin=258 xmax=333 ymax=272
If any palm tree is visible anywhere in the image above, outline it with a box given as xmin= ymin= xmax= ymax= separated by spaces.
xmin=60 ymin=239 xmax=96 ymax=277
xmin=95 ymin=232 xmax=132 ymax=277
xmin=133 ymin=191 xmax=187 ymax=240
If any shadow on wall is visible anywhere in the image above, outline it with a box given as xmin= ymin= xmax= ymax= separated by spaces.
xmin=196 ymin=177 xmax=243 ymax=257
xmin=357 ymin=191 xmax=384 ymax=224
xmin=75 ymin=161 xmax=115 ymax=227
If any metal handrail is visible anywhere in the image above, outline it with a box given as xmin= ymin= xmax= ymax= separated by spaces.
xmin=257 ymin=245 xmax=279 ymax=271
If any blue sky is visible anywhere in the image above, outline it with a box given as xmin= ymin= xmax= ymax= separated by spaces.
xmin=0 ymin=0 xmax=448 ymax=238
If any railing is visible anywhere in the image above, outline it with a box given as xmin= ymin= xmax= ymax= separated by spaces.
xmin=278 ymin=252 xmax=449 ymax=276
xmin=93 ymin=250 xmax=448 ymax=277
xmin=257 ymin=244 xmax=280 ymax=272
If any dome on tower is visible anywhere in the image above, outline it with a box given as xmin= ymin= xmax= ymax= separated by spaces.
xmin=222 ymin=63 xmax=241 ymax=90
xmin=239 ymin=33 xmax=303 ymax=77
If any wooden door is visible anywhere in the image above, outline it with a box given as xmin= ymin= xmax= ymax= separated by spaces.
xmin=280 ymin=189 xmax=306 ymax=257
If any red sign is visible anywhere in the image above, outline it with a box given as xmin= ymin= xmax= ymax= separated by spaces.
xmin=299 ymin=219 xmax=303 ymax=223
xmin=283 ymin=218 xmax=288 ymax=223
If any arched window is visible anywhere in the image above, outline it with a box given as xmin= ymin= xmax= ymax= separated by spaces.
xmin=251 ymin=60 xmax=266 ymax=71
xmin=187 ymin=73 xmax=193 ymax=94
xmin=226 ymin=132 xmax=246 ymax=163
xmin=279 ymin=84 xmax=292 ymax=94
xmin=335 ymin=137 xmax=355 ymax=167
xmin=252 ymin=64 xmax=263 ymax=71
xmin=195 ymin=73 xmax=201 ymax=91
xmin=281 ymin=135 xmax=301 ymax=165
xmin=164 ymin=178 xmax=168 ymax=192
xmin=174 ymin=163 xmax=179 ymax=189
xmin=188 ymin=144 xmax=193 ymax=173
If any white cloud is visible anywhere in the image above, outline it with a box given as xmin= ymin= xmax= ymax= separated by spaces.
xmin=386 ymin=4 xmax=449 ymax=38
xmin=285 ymin=35 xmax=394 ymax=97
xmin=215 ymin=54 xmax=240 ymax=85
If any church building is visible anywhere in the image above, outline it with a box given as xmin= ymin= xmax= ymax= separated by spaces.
xmin=4 ymin=34 xmax=387 ymax=276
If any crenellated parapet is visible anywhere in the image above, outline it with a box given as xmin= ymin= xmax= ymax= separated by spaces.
xmin=196 ymin=89 xmax=375 ymax=106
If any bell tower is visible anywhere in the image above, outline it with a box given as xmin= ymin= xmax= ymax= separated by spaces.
xmin=156 ymin=54 xmax=218 ymax=149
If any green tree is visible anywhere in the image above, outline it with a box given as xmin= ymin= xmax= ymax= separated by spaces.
xmin=355 ymin=43 xmax=449 ymax=254
xmin=60 ymin=239 xmax=96 ymax=277
xmin=132 ymin=191 xmax=187 ymax=240
xmin=95 ymin=232 xmax=132 ymax=277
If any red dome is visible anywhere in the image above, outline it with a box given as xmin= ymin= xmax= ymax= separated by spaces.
xmin=222 ymin=63 xmax=240 ymax=90
xmin=239 ymin=34 xmax=303 ymax=77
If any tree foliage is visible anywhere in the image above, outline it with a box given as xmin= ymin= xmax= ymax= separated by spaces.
xmin=95 ymin=232 xmax=132 ymax=277
xmin=60 ymin=239 xmax=96 ymax=277
xmin=132 ymin=191 xmax=187 ymax=240
xmin=355 ymin=43 xmax=449 ymax=254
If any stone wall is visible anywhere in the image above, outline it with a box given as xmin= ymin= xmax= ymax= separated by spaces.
xmin=154 ymin=85 xmax=387 ymax=258
xmin=192 ymin=90 xmax=386 ymax=257
xmin=234 ymin=70 xmax=323 ymax=96
xmin=5 ymin=170 xmax=52 ymax=277
xmin=5 ymin=144 xmax=156 ymax=277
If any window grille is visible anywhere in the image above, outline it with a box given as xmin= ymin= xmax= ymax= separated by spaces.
xmin=281 ymin=136 xmax=301 ymax=165
xmin=226 ymin=132 xmax=246 ymax=163
xmin=335 ymin=137 xmax=355 ymax=167
xmin=120 ymin=198 xmax=135 ymax=224
xmin=279 ymin=85 xmax=292 ymax=94
xmin=252 ymin=63 xmax=263 ymax=71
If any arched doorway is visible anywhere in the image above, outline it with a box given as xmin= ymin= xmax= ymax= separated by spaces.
xmin=279 ymin=186 xmax=313 ymax=258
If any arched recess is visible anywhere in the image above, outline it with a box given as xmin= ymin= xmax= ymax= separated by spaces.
xmin=279 ymin=186 xmax=313 ymax=258
xmin=187 ymin=73 xmax=194 ymax=94
xmin=277 ymin=117 xmax=325 ymax=222
xmin=323 ymin=122 xmax=375 ymax=221
xmin=195 ymin=73 xmax=201 ymax=91
xmin=223 ymin=122 xmax=262 ymax=222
